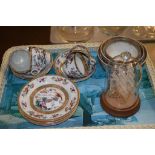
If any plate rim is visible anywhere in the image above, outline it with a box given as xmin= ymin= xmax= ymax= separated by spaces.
xmin=18 ymin=75 xmax=80 ymax=123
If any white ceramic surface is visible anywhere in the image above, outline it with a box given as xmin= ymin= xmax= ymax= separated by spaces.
xmin=63 ymin=54 xmax=83 ymax=78
xmin=9 ymin=50 xmax=31 ymax=73
xmin=30 ymin=47 xmax=48 ymax=75
xmin=54 ymin=51 xmax=96 ymax=82
xmin=18 ymin=75 xmax=80 ymax=125
xmin=75 ymin=53 xmax=86 ymax=75
xmin=106 ymin=41 xmax=139 ymax=58
xmin=10 ymin=47 xmax=52 ymax=79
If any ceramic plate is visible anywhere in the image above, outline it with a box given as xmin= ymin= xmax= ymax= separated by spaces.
xmin=54 ymin=51 xmax=96 ymax=82
xmin=18 ymin=75 xmax=80 ymax=125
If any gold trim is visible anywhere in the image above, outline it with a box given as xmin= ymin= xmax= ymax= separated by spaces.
xmin=101 ymin=36 xmax=142 ymax=59
xmin=61 ymin=53 xmax=83 ymax=78
xmin=1 ymin=43 xmax=155 ymax=128
xmin=61 ymin=50 xmax=92 ymax=78
xmin=19 ymin=94 xmax=79 ymax=123
xmin=69 ymin=45 xmax=91 ymax=57
xmin=29 ymin=47 xmax=48 ymax=76
xmin=53 ymin=51 xmax=96 ymax=82
xmin=73 ymin=53 xmax=83 ymax=77
xmin=99 ymin=36 xmax=147 ymax=66
xmin=18 ymin=75 xmax=80 ymax=123
xmin=19 ymin=101 xmax=78 ymax=126
xmin=98 ymin=45 xmax=147 ymax=67
xmin=30 ymin=84 xmax=69 ymax=114
xmin=74 ymin=52 xmax=89 ymax=77
xmin=12 ymin=51 xmax=53 ymax=80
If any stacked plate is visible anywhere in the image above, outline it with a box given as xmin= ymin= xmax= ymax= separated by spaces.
xmin=54 ymin=45 xmax=96 ymax=82
xmin=18 ymin=75 xmax=80 ymax=126
xmin=98 ymin=36 xmax=147 ymax=68
xmin=9 ymin=47 xmax=53 ymax=79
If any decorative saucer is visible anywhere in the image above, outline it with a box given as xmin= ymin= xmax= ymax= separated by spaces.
xmin=54 ymin=50 xmax=96 ymax=82
xmin=10 ymin=47 xmax=53 ymax=80
xmin=18 ymin=75 xmax=80 ymax=126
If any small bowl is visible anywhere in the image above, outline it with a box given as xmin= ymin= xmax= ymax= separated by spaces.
xmin=98 ymin=36 xmax=147 ymax=69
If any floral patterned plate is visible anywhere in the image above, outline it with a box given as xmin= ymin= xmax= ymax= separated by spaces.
xmin=54 ymin=51 xmax=96 ymax=82
xmin=18 ymin=75 xmax=80 ymax=126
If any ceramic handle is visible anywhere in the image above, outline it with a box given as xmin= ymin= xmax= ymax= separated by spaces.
xmin=70 ymin=45 xmax=90 ymax=55
xmin=31 ymin=69 xmax=40 ymax=76
xmin=61 ymin=45 xmax=95 ymax=78
xmin=66 ymin=45 xmax=91 ymax=59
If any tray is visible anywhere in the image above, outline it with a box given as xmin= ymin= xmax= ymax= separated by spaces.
xmin=1 ymin=43 xmax=155 ymax=129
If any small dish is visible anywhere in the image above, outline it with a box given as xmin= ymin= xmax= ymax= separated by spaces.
xmin=98 ymin=37 xmax=147 ymax=69
xmin=18 ymin=75 xmax=80 ymax=126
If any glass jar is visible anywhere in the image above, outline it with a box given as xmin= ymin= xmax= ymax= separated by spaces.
xmin=131 ymin=26 xmax=155 ymax=39
xmin=101 ymin=52 xmax=142 ymax=117
xmin=99 ymin=26 xmax=127 ymax=36
xmin=57 ymin=26 xmax=94 ymax=42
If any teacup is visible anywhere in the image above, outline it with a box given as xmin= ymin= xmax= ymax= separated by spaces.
xmin=63 ymin=52 xmax=87 ymax=78
xmin=9 ymin=47 xmax=50 ymax=76
xmin=9 ymin=49 xmax=31 ymax=73
xmin=29 ymin=47 xmax=48 ymax=75
xmin=62 ymin=45 xmax=95 ymax=79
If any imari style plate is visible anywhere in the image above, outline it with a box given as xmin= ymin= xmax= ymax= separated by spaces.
xmin=54 ymin=50 xmax=96 ymax=82
xmin=18 ymin=75 xmax=80 ymax=125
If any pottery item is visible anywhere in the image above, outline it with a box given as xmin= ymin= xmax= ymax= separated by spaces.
xmin=9 ymin=49 xmax=31 ymax=73
xmin=54 ymin=45 xmax=96 ymax=82
xmin=98 ymin=37 xmax=147 ymax=70
xmin=9 ymin=47 xmax=53 ymax=79
xmin=18 ymin=75 xmax=80 ymax=125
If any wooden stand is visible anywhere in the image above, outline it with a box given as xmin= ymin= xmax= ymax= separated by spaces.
xmin=100 ymin=93 xmax=140 ymax=117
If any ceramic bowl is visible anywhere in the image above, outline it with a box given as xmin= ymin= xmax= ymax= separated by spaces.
xmin=98 ymin=36 xmax=147 ymax=69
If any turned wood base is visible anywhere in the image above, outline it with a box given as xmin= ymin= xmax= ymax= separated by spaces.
xmin=100 ymin=93 xmax=140 ymax=117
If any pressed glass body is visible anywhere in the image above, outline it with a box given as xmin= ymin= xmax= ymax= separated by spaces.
xmin=131 ymin=26 xmax=155 ymax=39
xmin=57 ymin=26 xmax=94 ymax=42
xmin=104 ymin=60 xmax=141 ymax=110
xmin=99 ymin=26 xmax=127 ymax=36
